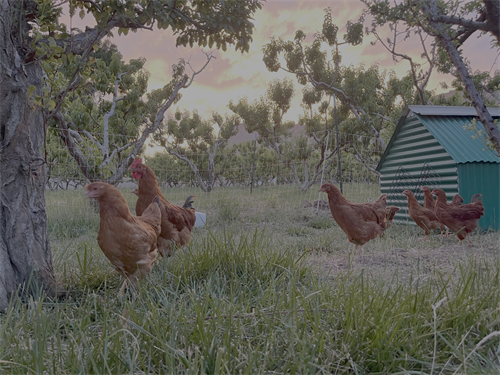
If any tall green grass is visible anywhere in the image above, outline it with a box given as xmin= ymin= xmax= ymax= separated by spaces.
xmin=1 ymin=187 xmax=499 ymax=373
xmin=2 ymin=229 xmax=500 ymax=373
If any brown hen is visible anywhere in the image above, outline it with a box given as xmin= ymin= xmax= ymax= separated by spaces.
xmin=362 ymin=193 xmax=388 ymax=228
xmin=85 ymin=182 xmax=161 ymax=295
xmin=319 ymin=183 xmax=385 ymax=252
xmin=379 ymin=205 xmax=400 ymax=237
xmin=432 ymin=188 xmax=484 ymax=244
xmin=403 ymin=190 xmax=444 ymax=240
xmin=385 ymin=205 xmax=400 ymax=230
xmin=471 ymin=193 xmax=482 ymax=203
xmin=131 ymin=158 xmax=196 ymax=257
xmin=420 ymin=186 xmax=435 ymax=210
xmin=451 ymin=194 xmax=464 ymax=206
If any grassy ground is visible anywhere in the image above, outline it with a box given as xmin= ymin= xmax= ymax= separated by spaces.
xmin=1 ymin=184 xmax=500 ymax=373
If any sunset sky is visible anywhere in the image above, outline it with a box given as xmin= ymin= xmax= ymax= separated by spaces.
xmin=69 ymin=0 xmax=500 ymax=124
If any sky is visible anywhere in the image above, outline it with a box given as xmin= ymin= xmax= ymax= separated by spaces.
xmin=67 ymin=0 xmax=500 ymax=126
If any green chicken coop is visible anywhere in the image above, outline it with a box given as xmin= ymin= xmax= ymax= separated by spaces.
xmin=376 ymin=105 xmax=500 ymax=230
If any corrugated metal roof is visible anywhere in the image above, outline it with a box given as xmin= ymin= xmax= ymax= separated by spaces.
xmin=377 ymin=106 xmax=500 ymax=171
xmin=409 ymin=105 xmax=500 ymax=117
xmin=415 ymin=114 xmax=500 ymax=163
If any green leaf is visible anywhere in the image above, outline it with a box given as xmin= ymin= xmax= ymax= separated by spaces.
xmin=27 ymin=85 xmax=36 ymax=98
xmin=48 ymin=100 xmax=56 ymax=111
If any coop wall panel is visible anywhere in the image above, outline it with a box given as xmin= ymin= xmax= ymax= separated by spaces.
xmin=458 ymin=162 xmax=500 ymax=230
xmin=378 ymin=114 xmax=459 ymax=226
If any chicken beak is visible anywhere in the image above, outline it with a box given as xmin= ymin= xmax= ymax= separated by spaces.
xmin=84 ymin=185 xmax=98 ymax=199
xmin=84 ymin=187 xmax=91 ymax=199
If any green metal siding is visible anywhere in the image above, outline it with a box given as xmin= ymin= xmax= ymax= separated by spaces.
xmin=458 ymin=163 xmax=500 ymax=230
xmin=379 ymin=116 xmax=459 ymax=225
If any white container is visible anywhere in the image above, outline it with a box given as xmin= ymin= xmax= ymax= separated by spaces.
xmin=195 ymin=212 xmax=207 ymax=227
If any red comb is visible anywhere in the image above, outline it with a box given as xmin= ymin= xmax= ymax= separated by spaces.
xmin=131 ymin=158 xmax=142 ymax=168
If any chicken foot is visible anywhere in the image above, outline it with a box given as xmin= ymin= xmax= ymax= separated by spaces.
xmin=118 ymin=279 xmax=129 ymax=297
xmin=118 ymin=276 xmax=139 ymax=297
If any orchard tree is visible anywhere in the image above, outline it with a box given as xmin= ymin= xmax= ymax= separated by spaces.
xmin=235 ymin=141 xmax=282 ymax=187
xmin=261 ymin=7 xmax=457 ymax=175
xmin=47 ymin=40 xmax=154 ymax=183
xmin=143 ymin=152 xmax=192 ymax=188
xmin=0 ymin=0 xmax=263 ymax=310
xmin=154 ymin=110 xmax=240 ymax=192
xmin=42 ymin=36 xmax=219 ymax=185
xmin=262 ymin=8 xmax=388 ymax=151
xmin=229 ymin=78 xmax=302 ymax=183
xmin=298 ymin=91 xmax=354 ymax=189
xmin=363 ymin=0 xmax=500 ymax=156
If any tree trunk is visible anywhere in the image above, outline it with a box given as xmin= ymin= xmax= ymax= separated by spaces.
xmin=435 ymin=31 xmax=500 ymax=155
xmin=424 ymin=0 xmax=500 ymax=156
xmin=0 ymin=1 xmax=61 ymax=310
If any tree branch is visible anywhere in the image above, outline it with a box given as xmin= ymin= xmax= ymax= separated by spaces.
xmin=421 ymin=0 xmax=500 ymax=156
xmin=166 ymin=147 xmax=209 ymax=192
xmin=101 ymin=142 xmax=134 ymax=169
xmin=352 ymin=142 xmax=380 ymax=176
xmin=103 ymin=72 xmax=127 ymax=160
xmin=430 ymin=14 xmax=492 ymax=33
xmin=80 ymin=129 xmax=104 ymax=153
xmin=184 ymin=52 xmax=216 ymax=88
xmin=52 ymin=112 xmax=95 ymax=181
xmin=106 ymin=73 xmax=191 ymax=185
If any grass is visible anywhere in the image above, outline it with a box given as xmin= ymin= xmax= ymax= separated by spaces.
xmin=1 ymin=184 xmax=500 ymax=373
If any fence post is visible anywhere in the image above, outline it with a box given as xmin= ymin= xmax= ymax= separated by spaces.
xmin=250 ymin=133 xmax=257 ymax=194
xmin=317 ymin=95 xmax=332 ymax=215
xmin=334 ymin=94 xmax=343 ymax=194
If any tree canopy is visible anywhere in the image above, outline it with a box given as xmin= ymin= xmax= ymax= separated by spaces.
xmin=29 ymin=0 xmax=265 ymax=184
xmin=153 ymin=109 xmax=240 ymax=192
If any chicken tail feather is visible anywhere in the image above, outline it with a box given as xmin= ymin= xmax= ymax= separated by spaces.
xmin=183 ymin=195 xmax=196 ymax=209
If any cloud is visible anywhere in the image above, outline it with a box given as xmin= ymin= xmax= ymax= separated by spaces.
xmin=60 ymin=0 xmax=499 ymax=125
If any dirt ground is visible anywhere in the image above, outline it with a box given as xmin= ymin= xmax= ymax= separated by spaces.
xmin=307 ymin=234 xmax=500 ymax=284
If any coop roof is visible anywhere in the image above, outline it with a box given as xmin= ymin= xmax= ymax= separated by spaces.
xmin=377 ymin=105 xmax=500 ymax=171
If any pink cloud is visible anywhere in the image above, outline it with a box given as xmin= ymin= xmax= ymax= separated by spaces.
xmin=58 ymin=0 xmax=499 ymax=124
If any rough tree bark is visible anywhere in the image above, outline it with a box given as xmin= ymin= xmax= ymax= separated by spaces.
xmin=1 ymin=0 xmax=61 ymax=310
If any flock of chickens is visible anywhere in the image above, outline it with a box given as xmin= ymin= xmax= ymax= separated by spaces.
xmin=84 ymin=158 xmax=196 ymax=295
xmin=319 ymin=183 xmax=485 ymax=253
xmin=83 ymin=159 xmax=485 ymax=294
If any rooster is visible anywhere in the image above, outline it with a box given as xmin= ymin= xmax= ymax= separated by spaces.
xmin=432 ymin=188 xmax=484 ymax=245
xmin=130 ymin=158 xmax=196 ymax=257
xmin=85 ymin=182 xmax=161 ymax=296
